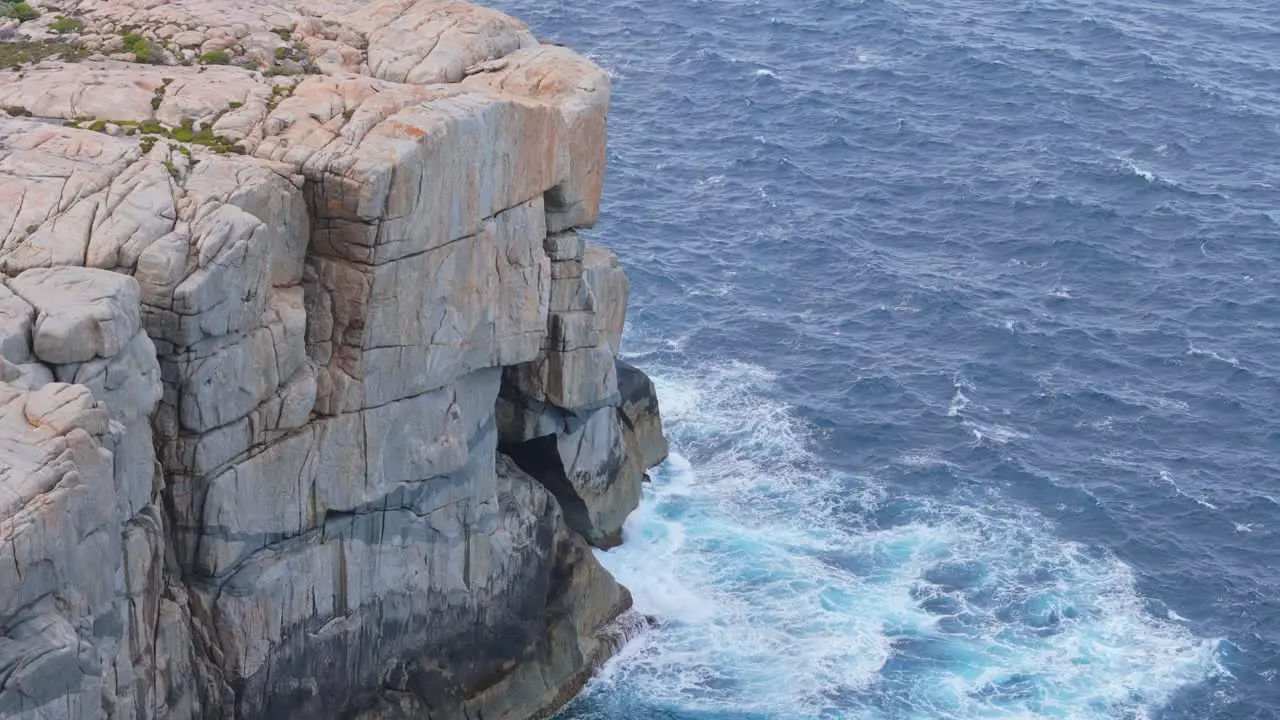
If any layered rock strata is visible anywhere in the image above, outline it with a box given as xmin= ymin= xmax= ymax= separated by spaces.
xmin=0 ymin=2 xmax=666 ymax=717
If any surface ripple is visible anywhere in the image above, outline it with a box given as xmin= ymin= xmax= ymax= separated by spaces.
xmin=490 ymin=0 xmax=1280 ymax=716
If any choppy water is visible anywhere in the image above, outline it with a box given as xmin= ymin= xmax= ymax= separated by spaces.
xmin=491 ymin=0 xmax=1280 ymax=717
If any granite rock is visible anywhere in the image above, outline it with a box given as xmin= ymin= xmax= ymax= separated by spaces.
xmin=0 ymin=1 xmax=666 ymax=717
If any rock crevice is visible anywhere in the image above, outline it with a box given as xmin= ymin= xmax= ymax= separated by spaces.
xmin=0 ymin=1 xmax=665 ymax=717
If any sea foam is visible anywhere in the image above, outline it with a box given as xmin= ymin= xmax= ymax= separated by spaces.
xmin=560 ymin=360 xmax=1223 ymax=719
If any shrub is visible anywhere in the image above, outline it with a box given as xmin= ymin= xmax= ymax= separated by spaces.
xmin=49 ymin=16 xmax=83 ymax=33
xmin=121 ymin=33 xmax=161 ymax=64
xmin=5 ymin=2 xmax=40 ymax=22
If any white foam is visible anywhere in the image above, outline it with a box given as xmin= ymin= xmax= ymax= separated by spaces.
xmin=1109 ymin=385 xmax=1191 ymax=414
xmin=1120 ymin=157 xmax=1158 ymax=182
xmin=949 ymin=374 xmax=974 ymax=416
xmin=1160 ymin=469 xmax=1219 ymax=511
xmin=694 ymin=174 xmax=727 ymax=190
xmin=966 ymin=420 xmax=1030 ymax=444
xmin=571 ymin=358 xmax=1222 ymax=719
xmin=848 ymin=47 xmax=890 ymax=70
xmin=898 ymin=453 xmax=956 ymax=469
xmin=1187 ymin=342 xmax=1242 ymax=369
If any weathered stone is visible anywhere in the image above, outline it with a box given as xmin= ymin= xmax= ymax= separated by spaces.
xmin=464 ymin=46 xmax=611 ymax=232
xmin=501 ymin=403 xmax=643 ymax=549
xmin=0 ymin=1 xmax=667 ymax=718
xmin=10 ymin=267 xmax=142 ymax=365
xmin=617 ymin=358 xmax=669 ymax=470
xmin=506 ymin=241 xmax=627 ymax=413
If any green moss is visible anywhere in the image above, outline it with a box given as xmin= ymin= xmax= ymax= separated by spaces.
xmin=72 ymin=110 xmax=245 ymax=156
xmin=24 ymin=224 xmax=37 ymax=234
xmin=342 ymin=109 xmax=354 ymax=121
xmin=49 ymin=16 xmax=84 ymax=34
xmin=161 ymin=160 xmax=179 ymax=178
xmin=5 ymin=2 xmax=40 ymax=22
xmin=0 ymin=40 xmax=91 ymax=67
xmin=198 ymin=50 xmax=230 ymax=65
xmin=272 ymin=28 xmax=292 ymax=41
xmin=170 ymin=117 xmax=196 ymax=142
xmin=228 ymin=101 xmax=243 ymax=109
xmin=266 ymin=82 xmax=296 ymax=111
xmin=3 ymin=106 xmax=32 ymax=117
xmin=274 ymin=47 xmax=287 ymax=60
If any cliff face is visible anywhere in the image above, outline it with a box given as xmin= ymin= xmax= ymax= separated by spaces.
xmin=0 ymin=2 xmax=667 ymax=717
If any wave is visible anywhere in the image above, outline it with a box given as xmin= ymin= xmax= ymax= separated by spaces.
xmin=1118 ymin=157 xmax=1159 ymax=183
xmin=1186 ymin=342 xmax=1243 ymax=369
xmin=1159 ymin=470 xmax=1219 ymax=512
xmin=560 ymin=360 xmax=1224 ymax=720
xmin=965 ymin=420 xmax=1031 ymax=445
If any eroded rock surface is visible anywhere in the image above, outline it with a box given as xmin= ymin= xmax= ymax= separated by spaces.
xmin=0 ymin=2 xmax=665 ymax=717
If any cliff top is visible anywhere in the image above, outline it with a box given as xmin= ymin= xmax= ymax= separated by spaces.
xmin=0 ymin=0 xmax=610 ymax=276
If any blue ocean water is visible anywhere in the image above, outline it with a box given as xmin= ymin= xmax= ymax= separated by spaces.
xmin=491 ymin=0 xmax=1280 ymax=717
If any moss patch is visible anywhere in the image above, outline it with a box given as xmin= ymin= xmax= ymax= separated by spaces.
xmin=198 ymin=50 xmax=230 ymax=65
xmin=0 ymin=40 xmax=91 ymax=68
xmin=266 ymin=82 xmax=296 ymax=111
xmin=75 ymin=113 xmax=245 ymax=156
xmin=3 ymin=1 xmax=40 ymax=22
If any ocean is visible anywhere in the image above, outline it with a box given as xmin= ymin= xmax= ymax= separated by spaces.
xmin=490 ymin=0 xmax=1280 ymax=717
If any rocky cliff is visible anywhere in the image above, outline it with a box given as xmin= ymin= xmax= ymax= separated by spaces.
xmin=0 ymin=1 xmax=667 ymax=717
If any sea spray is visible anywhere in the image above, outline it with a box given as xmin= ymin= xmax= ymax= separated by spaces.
xmin=559 ymin=360 xmax=1222 ymax=720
